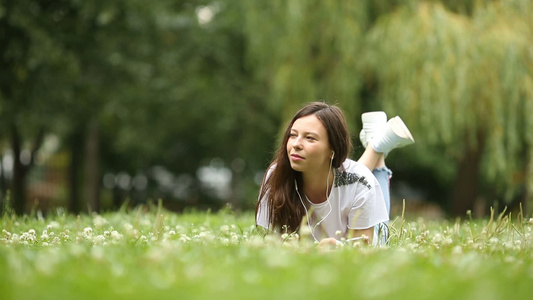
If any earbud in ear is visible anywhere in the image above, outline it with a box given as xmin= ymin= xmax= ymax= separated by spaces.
xmin=331 ymin=151 xmax=335 ymax=160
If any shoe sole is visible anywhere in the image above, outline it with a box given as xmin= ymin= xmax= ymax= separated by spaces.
xmin=390 ymin=116 xmax=415 ymax=145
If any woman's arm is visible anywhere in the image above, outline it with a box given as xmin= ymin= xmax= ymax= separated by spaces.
xmin=318 ymin=227 xmax=374 ymax=249
xmin=346 ymin=227 xmax=374 ymax=245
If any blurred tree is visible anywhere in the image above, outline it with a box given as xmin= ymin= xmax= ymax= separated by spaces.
xmin=97 ymin=0 xmax=278 ymax=209
xmin=0 ymin=0 xmax=79 ymax=214
xmin=362 ymin=0 xmax=533 ymax=216
xmin=242 ymin=0 xmax=370 ymax=130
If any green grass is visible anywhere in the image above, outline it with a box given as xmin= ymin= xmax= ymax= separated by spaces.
xmin=1 ymin=204 xmax=532 ymax=300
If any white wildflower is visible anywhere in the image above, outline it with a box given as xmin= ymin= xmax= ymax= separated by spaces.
xmin=231 ymin=233 xmax=240 ymax=243
xmin=94 ymin=235 xmax=106 ymax=245
xmin=11 ymin=234 xmax=19 ymax=244
xmin=220 ymin=225 xmax=230 ymax=234
xmin=93 ymin=215 xmax=108 ymax=229
xmin=124 ymin=223 xmax=134 ymax=232
xmin=83 ymin=227 xmax=93 ymax=235
xmin=335 ymin=230 xmax=342 ymax=236
xmin=432 ymin=233 xmax=443 ymax=244
xmin=109 ymin=231 xmax=121 ymax=242
xmin=47 ymin=221 xmax=60 ymax=230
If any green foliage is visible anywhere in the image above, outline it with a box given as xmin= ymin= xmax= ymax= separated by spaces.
xmin=1 ymin=209 xmax=532 ymax=299
xmin=242 ymin=0 xmax=369 ymax=124
xmin=362 ymin=0 xmax=533 ymax=200
xmin=2 ymin=0 xmax=533 ymax=215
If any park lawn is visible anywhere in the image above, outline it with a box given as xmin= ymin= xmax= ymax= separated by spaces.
xmin=1 ymin=205 xmax=532 ymax=300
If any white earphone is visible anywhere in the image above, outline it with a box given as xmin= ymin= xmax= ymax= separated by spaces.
xmin=295 ymin=180 xmax=331 ymax=242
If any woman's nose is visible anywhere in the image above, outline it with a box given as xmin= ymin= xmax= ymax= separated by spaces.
xmin=292 ymin=136 xmax=302 ymax=149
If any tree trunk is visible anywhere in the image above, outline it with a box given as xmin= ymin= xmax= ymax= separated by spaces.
xmin=451 ymin=131 xmax=486 ymax=217
xmin=85 ymin=119 xmax=100 ymax=213
xmin=11 ymin=126 xmax=26 ymax=215
xmin=68 ymin=130 xmax=84 ymax=214
xmin=10 ymin=124 xmax=44 ymax=215
xmin=0 ymin=154 xmax=6 ymax=213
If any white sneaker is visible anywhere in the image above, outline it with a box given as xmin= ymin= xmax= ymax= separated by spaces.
xmin=372 ymin=116 xmax=415 ymax=154
xmin=359 ymin=111 xmax=387 ymax=148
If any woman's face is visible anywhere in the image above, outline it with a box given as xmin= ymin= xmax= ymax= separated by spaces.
xmin=286 ymin=114 xmax=333 ymax=174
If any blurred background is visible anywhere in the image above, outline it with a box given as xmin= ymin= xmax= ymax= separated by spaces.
xmin=1 ymin=0 xmax=532 ymax=219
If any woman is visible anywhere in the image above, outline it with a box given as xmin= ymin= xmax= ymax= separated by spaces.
xmin=255 ymin=102 xmax=414 ymax=246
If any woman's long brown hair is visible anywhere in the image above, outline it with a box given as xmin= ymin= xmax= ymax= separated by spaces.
xmin=256 ymin=102 xmax=352 ymax=232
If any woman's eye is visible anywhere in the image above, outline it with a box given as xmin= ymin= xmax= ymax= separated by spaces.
xmin=306 ymin=136 xmax=316 ymax=141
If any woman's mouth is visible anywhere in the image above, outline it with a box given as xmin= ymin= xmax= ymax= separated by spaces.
xmin=290 ymin=154 xmax=304 ymax=161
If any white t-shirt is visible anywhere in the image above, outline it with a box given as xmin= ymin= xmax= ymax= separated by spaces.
xmin=256 ymin=159 xmax=389 ymax=240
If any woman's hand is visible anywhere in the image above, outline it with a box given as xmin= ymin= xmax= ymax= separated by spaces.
xmin=317 ymin=237 xmax=340 ymax=250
